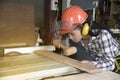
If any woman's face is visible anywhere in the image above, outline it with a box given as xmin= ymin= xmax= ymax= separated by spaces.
xmin=68 ymin=28 xmax=83 ymax=42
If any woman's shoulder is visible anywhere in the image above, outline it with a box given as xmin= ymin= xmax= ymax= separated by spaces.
xmin=101 ymin=29 xmax=109 ymax=34
xmin=99 ymin=30 xmax=111 ymax=37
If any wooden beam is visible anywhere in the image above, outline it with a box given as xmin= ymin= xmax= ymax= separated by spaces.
xmin=34 ymin=50 xmax=102 ymax=73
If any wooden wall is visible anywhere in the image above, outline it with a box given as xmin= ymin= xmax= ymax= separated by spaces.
xmin=0 ymin=1 xmax=37 ymax=56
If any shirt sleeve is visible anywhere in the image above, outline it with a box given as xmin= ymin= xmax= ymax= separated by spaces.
xmin=92 ymin=30 xmax=116 ymax=71
xmin=92 ymin=58 xmax=115 ymax=71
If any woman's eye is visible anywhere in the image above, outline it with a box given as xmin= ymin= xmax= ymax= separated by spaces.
xmin=70 ymin=33 xmax=75 ymax=36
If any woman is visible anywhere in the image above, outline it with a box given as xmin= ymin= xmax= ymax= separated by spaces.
xmin=53 ymin=6 xmax=120 ymax=72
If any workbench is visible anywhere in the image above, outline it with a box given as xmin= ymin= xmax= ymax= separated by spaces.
xmin=0 ymin=52 xmax=79 ymax=80
xmin=0 ymin=50 xmax=120 ymax=80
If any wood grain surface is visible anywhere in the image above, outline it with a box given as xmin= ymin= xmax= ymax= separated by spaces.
xmin=0 ymin=2 xmax=37 ymax=48
xmin=0 ymin=53 xmax=78 ymax=78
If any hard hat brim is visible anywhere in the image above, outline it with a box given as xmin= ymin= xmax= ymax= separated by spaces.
xmin=59 ymin=25 xmax=76 ymax=34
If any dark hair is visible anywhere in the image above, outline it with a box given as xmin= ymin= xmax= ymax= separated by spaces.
xmin=84 ymin=9 xmax=113 ymax=37
xmin=89 ymin=21 xmax=113 ymax=36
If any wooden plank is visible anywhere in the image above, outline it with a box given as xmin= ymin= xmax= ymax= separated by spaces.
xmin=44 ymin=71 xmax=120 ymax=80
xmin=34 ymin=50 xmax=102 ymax=73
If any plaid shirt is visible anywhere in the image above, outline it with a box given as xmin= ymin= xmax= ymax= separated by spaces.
xmin=88 ymin=30 xmax=120 ymax=71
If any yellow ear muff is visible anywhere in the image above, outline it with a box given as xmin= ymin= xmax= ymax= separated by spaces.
xmin=82 ymin=23 xmax=90 ymax=36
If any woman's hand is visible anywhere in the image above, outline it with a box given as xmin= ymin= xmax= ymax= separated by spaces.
xmin=81 ymin=60 xmax=103 ymax=73
xmin=53 ymin=38 xmax=62 ymax=49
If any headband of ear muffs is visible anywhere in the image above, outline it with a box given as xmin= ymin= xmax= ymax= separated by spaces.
xmin=80 ymin=11 xmax=91 ymax=36
xmin=88 ymin=21 xmax=112 ymax=37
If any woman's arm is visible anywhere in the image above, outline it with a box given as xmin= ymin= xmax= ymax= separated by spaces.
xmin=91 ymin=30 xmax=118 ymax=70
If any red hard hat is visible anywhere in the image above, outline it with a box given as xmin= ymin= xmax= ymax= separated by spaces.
xmin=59 ymin=6 xmax=88 ymax=34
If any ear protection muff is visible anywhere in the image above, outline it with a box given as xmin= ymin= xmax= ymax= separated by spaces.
xmin=81 ymin=23 xmax=90 ymax=36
